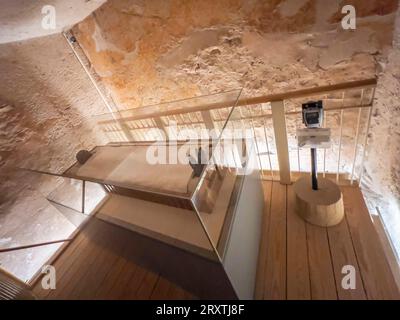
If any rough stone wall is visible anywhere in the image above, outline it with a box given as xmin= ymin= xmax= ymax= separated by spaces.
xmin=73 ymin=0 xmax=397 ymax=108
xmin=0 ymin=32 xmax=111 ymax=206
xmin=0 ymin=34 xmax=108 ymax=174
xmin=0 ymin=34 xmax=108 ymax=271
xmin=363 ymin=4 xmax=400 ymax=253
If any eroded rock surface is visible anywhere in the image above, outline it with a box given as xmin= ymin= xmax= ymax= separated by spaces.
xmin=73 ymin=0 xmax=397 ymax=107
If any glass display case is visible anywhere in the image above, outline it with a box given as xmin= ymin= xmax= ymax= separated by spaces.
xmin=8 ymin=90 xmax=264 ymax=298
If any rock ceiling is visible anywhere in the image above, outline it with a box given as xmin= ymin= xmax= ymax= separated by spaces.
xmin=72 ymin=0 xmax=398 ymax=109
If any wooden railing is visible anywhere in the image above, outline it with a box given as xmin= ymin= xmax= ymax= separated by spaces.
xmin=93 ymin=78 xmax=377 ymax=186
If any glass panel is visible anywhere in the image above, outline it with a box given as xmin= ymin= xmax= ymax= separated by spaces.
xmin=0 ymin=172 xmax=86 ymax=251
xmin=0 ymin=242 xmax=64 ymax=284
xmin=0 ymin=170 xmax=107 ymax=283
xmin=191 ymin=104 xmax=264 ymax=299
xmin=97 ymin=193 xmax=217 ymax=261
xmin=91 ymin=90 xmax=241 ymax=145
xmin=221 ymin=140 xmax=264 ymax=299
xmin=19 ymin=90 xmax=241 ymax=176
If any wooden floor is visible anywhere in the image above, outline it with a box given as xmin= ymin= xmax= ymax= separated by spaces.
xmin=32 ymin=181 xmax=400 ymax=300
xmin=256 ymin=181 xmax=400 ymax=300
xmin=32 ymin=218 xmax=195 ymax=300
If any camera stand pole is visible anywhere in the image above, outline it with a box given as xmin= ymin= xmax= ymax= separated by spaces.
xmin=311 ymin=148 xmax=318 ymax=190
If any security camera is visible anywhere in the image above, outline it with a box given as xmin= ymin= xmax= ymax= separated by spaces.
xmin=302 ymin=100 xmax=323 ymax=128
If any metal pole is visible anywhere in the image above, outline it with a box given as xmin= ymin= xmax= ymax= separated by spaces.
xmin=336 ymin=92 xmax=345 ymax=182
xmin=323 ymin=95 xmax=327 ymax=178
xmin=82 ymin=180 xmax=86 ymax=214
xmin=311 ymin=148 xmax=318 ymax=190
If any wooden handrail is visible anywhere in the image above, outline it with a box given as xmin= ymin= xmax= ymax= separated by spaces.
xmin=98 ymin=102 xmax=373 ymax=130
xmin=215 ymin=102 xmax=373 ymax=122
xmin=242 ymin=78 xmax=376 ymax=104
xmin=94 ymin=78 xmax=377 ymax=123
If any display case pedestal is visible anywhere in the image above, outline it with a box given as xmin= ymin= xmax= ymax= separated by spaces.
xmin=293 ymin=177 xmax=344 ymax=227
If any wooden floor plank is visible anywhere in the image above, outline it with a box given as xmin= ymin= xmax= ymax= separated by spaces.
xmin=94 ymin=257 xmax=132 ymax=299
xmin=52 ymin=234 xmax=106 ymax=299
xmin=327 ymin=217 xmax=366 ymax=300
xmin=254 ymin=181 xmax=272 ymax=299
xmin=115 ymin=263 xmax=157 ymax=300
xmin=167 ymin=284 xmax=190 ymax=300
xmin=105 ymin=259 xmax=140 ymax=300
xmin=343 ymin=187 xmax=400 ymax=299
xmin=184 ymin=291 xmax=196 ymax=300
xmin=33 ymin=217 xmax=194 ymax=300
xmin=45 ymin=222 xmax=107 ymax=299
xmin=263 ymin=182 xmax=287 ymax=299
xmin=75 ymin=223 xmax=128 ymax=299
xmin=306 ymin=224 xmax=337 ymax=300
xmin=135 ymin=269 xmax=159 ymax=299
xmin=150 ymin=277 xmax=173 ymax=300
xmin=32 ymin=223 xmax=89 ymax=299
xmin=286 ymin=185 xmax=311 ymax=300
xmin=93 ymin=229 xmax=144 ymax=300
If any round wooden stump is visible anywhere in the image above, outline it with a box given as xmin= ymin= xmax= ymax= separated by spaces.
xmin=293 ymin=177 xmax=344 ymax=227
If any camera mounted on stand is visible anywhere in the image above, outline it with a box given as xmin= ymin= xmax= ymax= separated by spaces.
xmin=294 ymin=100 xmax=344 ymax=227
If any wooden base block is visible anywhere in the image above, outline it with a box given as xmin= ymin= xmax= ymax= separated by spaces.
xmin=293 ymin=177 xmax=344 ymax=227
